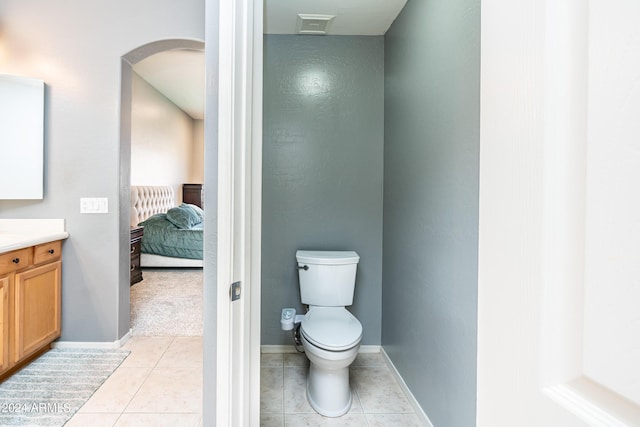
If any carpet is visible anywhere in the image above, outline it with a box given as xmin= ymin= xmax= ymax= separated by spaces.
xmin=0 ymin=348 xmax=129 ymax=426
xmin=130 ymin=269 xmax=203 ymax=336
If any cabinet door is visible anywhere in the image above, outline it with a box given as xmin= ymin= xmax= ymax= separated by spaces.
xmin=13 ymin=261 xmax=61 ymax=360
xmin=0 ymin=275 xmax=9 ymax=373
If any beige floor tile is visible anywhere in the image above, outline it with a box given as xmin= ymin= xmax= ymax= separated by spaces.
xmin=115 ymin=413 xmax=201 ymax=427
xmin=64 ymin=412 xmax=120 ymax=427
xmin=261 ymin=412 xmax=284 ymax=427
xmin=352 ymin=352 xmax=386 ymax=367
xmin=351 ymin=367 xmax=413 ymax=414
xmin=78 ymin=367 xmax=151 ymax=413
xmin=261 ymin=367 xmax=283 ymax=414
xmin=157 ymin=336 xmax=203 ymax=368
xmin=365 ymin=413 xmax=423 ymax=427
xmin=283 ymin=352 xmax=308 ymax=367
xmin=125 ymin=367 xmax=202 ymax=413
xmin=261 ymin=353 xmax=284 ymax=367
xmin=284 ymin=413 xmax=368 ymax=426
xmin=284 ymin=366 xmax=314 ymax=413
xmin=119 ymin=336 xmax=174 ymax=368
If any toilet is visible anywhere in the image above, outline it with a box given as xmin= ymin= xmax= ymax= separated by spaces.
xmin=295 ymin=250 xmax=362 ymax=417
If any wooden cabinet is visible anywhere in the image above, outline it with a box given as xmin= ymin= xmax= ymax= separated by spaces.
xmin=0 ymin=240 xmax=62 ymax=379
xmin=0 ymin=276 xmax=9 ymax=373
xmin=130 ymin=226 xmax=143 ymax=286
xmin=183 ymin=183 xmax=204 ymax=209
xmin=14 ymin=261 xmax=61 ymax=361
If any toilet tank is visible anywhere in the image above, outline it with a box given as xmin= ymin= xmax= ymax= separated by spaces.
xmin=296 ymin=250 xmax=360 ymax=306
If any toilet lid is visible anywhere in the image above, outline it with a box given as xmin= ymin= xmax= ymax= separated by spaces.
xmin=301 ymin=307 xmax=362 ymax=351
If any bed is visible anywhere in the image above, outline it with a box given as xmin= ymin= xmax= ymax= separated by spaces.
xmin=131 ymin=185 xmax=204 ymax=268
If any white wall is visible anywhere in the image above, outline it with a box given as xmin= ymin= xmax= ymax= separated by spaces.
xmin=0 ymin=0 xmax=204 ymax=341
xmin=131 ymin=72 xmax=195 ymax=203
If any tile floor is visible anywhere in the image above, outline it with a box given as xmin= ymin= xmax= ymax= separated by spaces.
xmin=65 ymin=336 xmax=202 ymax=427
xmin=65 ymin=337 xmax=422 ymax=427
xmin=260 ymin=352 xmax=423 ymax=426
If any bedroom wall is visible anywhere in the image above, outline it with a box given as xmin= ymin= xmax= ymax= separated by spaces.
xmin=261 ymin=35 xmax=384 ymax=346
xmin=0 ymin=0 xmax=204 ymax=342
xmin=131 ymin=72 xmax=196 ymax=203
xmin=191 ymin=120 xmax=205 ymax=184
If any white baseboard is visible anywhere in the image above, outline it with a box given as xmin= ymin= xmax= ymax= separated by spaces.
xmin=380 ymin=347 xmax=433 ymax=427
xmin=51 ymin=329 xmax=132 ymax=350
xmin=260 ymin=344 xmax=381 ymax=354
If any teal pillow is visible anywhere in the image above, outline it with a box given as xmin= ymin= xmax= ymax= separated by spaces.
xmin=184 ymin=203 xmax=204 ymax=222
xmin=166 ymin=203 xmax=203 ymax=229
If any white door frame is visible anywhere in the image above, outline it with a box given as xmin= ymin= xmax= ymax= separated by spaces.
xmin=205 ymin=0 xmax=262 ymax=424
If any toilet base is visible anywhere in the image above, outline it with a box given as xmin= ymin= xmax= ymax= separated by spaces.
xmin=301 ymin=334 xmax=360 ymax=417
xmin=306 ymin=363 xmax=352 ymax=417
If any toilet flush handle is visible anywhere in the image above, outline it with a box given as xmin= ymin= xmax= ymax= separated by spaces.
xmin=296 ymin=264 xmax=309 ymax=271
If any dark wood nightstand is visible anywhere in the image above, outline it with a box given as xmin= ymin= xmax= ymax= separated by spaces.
xmin=130 ymin=226 xmax=144 ymax=286
xmin=182 ymin=183 xmax=204 ymax=208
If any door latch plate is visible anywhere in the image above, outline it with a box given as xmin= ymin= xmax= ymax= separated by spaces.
xmin=230 ymin=281 xmax=241 ymax=301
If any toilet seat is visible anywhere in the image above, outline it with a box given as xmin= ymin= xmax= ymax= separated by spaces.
xmin=301 ymin=307 xmax=362 ymax=351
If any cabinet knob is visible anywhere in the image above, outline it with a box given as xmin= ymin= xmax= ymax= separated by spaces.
xmin=12 ymin=258 xmax=20 ymax=264
xmin=130 ymin=264 xmax=135 ymax=272
xmin=48 ymin=249 xmax=55 ymax=254
xmin=130 ymin=246 xmax=135 ymax=254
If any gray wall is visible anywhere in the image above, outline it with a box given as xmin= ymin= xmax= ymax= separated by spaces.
xmin=262 ymin=35 xmax=384 ymax=346
xmin=0 ymin=0 xmax=204 ymax=341
xmin=382 ymin=0 xmax=480 ymax=426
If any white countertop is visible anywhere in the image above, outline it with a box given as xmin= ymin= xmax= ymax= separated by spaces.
xmin=0 ymin=219 xmax=69 ymax=253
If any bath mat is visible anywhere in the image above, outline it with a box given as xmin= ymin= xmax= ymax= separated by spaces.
xmin=0 ymin=348 xmax=130 ymax=426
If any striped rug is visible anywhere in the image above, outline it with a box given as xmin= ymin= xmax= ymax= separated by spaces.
xmin=0 ymin=348 xmax=129 ymax=426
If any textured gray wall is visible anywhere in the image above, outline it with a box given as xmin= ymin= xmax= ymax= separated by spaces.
xmin=262 ymin=35 xmax=384 ymax=346
xmin=382 ymin=0 xmax=480 ymax=426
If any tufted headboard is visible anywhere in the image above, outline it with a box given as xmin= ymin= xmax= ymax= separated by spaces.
xmin=130 ymin=185 xmax=175 ymax=227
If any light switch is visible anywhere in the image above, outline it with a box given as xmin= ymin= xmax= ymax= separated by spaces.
xmin=80 ymin=197 xmax=108 ymax=214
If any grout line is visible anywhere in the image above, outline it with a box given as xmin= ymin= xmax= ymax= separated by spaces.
xmin=281 ymin=363 xmax=285 ymax=417
xmin=120 ymin=336 xmax=176 ymax=416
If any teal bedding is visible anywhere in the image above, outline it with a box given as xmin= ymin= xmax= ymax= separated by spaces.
xmin=139 ymin=213 xmax=203 ymax=260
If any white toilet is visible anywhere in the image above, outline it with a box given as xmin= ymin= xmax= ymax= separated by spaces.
xmin=295 ymin=250 xmax=363 ymax=417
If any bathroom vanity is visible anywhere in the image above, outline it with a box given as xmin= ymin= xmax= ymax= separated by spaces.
xmin=0 ymin=220 xmax=68 ymax=380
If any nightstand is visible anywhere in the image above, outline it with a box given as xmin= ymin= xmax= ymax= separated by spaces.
xmin=130 ymin=226 xmax=144 ymax=286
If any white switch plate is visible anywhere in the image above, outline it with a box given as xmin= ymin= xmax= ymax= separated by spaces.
xmin=80 ymin=197 xmax=108 ymax=214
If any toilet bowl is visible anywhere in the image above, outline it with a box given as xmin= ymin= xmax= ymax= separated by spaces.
xmin=300 ymin=306 xmax=362 ymax=417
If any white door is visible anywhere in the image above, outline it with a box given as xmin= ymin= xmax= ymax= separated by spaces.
xmin=205 ymin=0 xmax=262 ymax=425
xmin=478 ymin=0 xmax=640 ymax=426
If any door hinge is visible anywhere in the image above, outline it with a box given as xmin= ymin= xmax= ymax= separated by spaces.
xmin=230 ymin=281 xmax=241 ymax=301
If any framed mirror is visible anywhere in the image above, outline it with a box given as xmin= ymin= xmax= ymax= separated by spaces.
xmin=0 ymin=74 xmax=44 ymax=200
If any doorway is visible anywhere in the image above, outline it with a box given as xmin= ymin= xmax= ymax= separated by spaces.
xmin=118 ymin=39 xmax=205 ymax=339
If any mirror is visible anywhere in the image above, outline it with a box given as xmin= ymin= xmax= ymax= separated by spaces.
xmin=0 ymin=74 xmax=44 ymax=200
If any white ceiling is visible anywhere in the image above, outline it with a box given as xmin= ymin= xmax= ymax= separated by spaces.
xmin=265 ymin=0 xmax=407 ymax=35
xmin=132 ymin=0 xmax=406 ymax=120
xmin=133 ymin=49 xmax=205 ymax=120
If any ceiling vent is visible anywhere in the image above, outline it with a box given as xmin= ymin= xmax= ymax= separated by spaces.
xmin=296 ymin=14 xmax=335 ymax=35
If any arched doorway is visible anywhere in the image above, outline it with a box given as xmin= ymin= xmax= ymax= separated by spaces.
xmin=118 ymin=39 xmax=205 ymax=337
